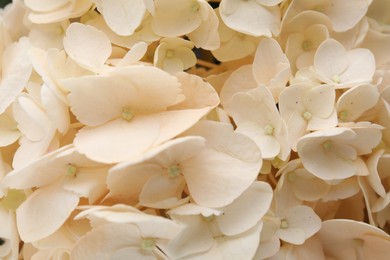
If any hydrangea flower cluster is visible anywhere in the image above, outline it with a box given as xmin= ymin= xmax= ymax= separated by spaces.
xmin=1 ymin=0 xmax=390 ymax=259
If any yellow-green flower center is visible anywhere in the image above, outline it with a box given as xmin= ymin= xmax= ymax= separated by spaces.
xmin=280 ymin=219 xmax=289 ymax=229
xmin=167 ymin=165 xmax=181 ymax=178
xmin=121 ymin=107 xmax=135 ymax=122
xmin=322 ymin=141 xmax=333 ymax=152
xmin=264 ymin=125 xmax=274 ymax=135
xmin=66 ymin=163 xmax=78 ymax=178
xmin=141 ymin=239 xmax=155 ymax=252
xmin=332 ymin=75 xmax=341 ymax=83
xmin=338 ymin=110 xmax=348 ymax=121
xmin=302 ymin=111 xmax=312 ymax=121
xmin=166 ymin=50 xmax=174 ymax=58
xmin=302 ymin=40 xmax=312 ymax=51
xmin=203 ymin=214 xmax=216 ymax=222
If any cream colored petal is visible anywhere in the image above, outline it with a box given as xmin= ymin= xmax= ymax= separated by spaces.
xmin=101 ymin=0 xmax=145 ymax=36
xmin=326 ymin=0 xmax=372 ymax=32
xmin=16 ymin=183 xmax=79 ymax=242
xmin=111 ymin=247 xmax=155 ymax=260
xmin=170 ymin=72 xmax=219 ymax=110
xmin=217 ymin=181 xmax=272 ymax=236
xmin=0 ymin=112 xmax=20 ymax=147
xmin=217 ymin=222 xmax=262 ymax=260
xmin=278 ymin=205 xmax=321 ymax=245
xmin=366 ymin=150 xmax=386 ymax=197
xmin=28 ymin=0 xmax=92 ymax=24
xmin=187 ymin=3 xmax=220 ymax=50
xmin=319 ymin=219 xmax=390 ymax=260
xmin=152 ymin=0 xmax=203 ymax=37
xmin=63 ymin=65 xmax=182 ymax=126
xmin=24 ymin=0 xmax=68 ymax=12
xmin=322 ymin=177 xmax=360 ymax=201
xmin=292 ymin=170 xmax=329 ymax=201
xmin=106 ymin=163 xmax=161 ymax=204
xmin=220 ymin=0 xmax=280 ymax=37
xmin=313 ymin=39 xmax=348 ymax=82
xmin=183 ymin=146 xmax=260 ymax=207
xmin=71 ymin=223 xmax=141 ymax=260
xmin=63 ymin=22 xmax=111 ymax=71
xmin=139 ymin=174 xmax=187 ymax=209
xmin=303 ymin=84 xmax=335 ymax=118
xmin=339 ymin=48 xmax=375 ymax=85
xmin=41 ymin=84 xmax=69 ymax=134
xmin=220 ymin=65 xmax=258 ymax=107
xmin=0 ymin=38 xmax=32 ymax=114
xmin=253 ymin=37 xmax=290 ymax=88
xmin=297 ymin=128 xmax=358 ymax=180
xmin=337 ymin=84 xmax=379 ymax=122
xmin=286 ymin=112 xmax=307 ymax=150
xmin=236 ymin=121 xmax=281 ymax=159
xmin=63 ymin=167 xmax=109 ymax=204
xmin=73 ymin=117 xmax=159 ymax=164
xmin=167 ymin=215 xmax=214 ymax=259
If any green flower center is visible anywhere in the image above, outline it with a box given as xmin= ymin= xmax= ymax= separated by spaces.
xmin=167 ymin=165 xmax=181 ymax=178
xmin=264 ymin=125 xmax=274 ymax=135
xmin=322 ymin=141 xmax=333 ymax=152
xmin=66 ymin=163 xmax=78 ymax=178
xmin=302 ymin=111 xmax=312 ymax=121
xmin=121 ymin=107 xmax=135 ymax=122
xmin=141 ymin=239 xmax=155 ymax=252
xmin=280 ymin=219 xmax=289 ymax=229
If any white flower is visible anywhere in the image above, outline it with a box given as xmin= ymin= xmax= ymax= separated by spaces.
xmin=312 ymin=38 xmax=375 ymax=88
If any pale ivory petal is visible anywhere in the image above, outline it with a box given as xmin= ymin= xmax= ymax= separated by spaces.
xmin=62 ymin=167 xmax=109 ymax=204
xmin=152 ymin=0 xmax=204 ymax=37
xmin=111 ymin=247 xmax=155 ymax=260
xmin=14 ymin=97 xmax=47 ymax=141
xmin=277 ymin=205 xmax=321 ymax=245
xmin=0 ymin=37 xmax=32 ymax=114
xmin=167 ymin=215 xmax=214 ymax=259
xmin=71 ymin=223 xmax=141 ymax=260
xmin=181 ymin=121 xmax=262 ymax=207
xmin=256 ymin=0 xmax=283 ymax=6
xmin=40 ymin=84 xmax=69 ymax=134
xmin=366 ymin=150 xmax=386 ymax=198
xmin=303 ymin=84 xmax=335 ymax=119
xmin=326 ymin=0 xmax=372 ymax=32
xmin=347 ymin=122 xmax=383 ymax=155
xmin=297 ymin=128 xmax=359 ymax=180
xmin=101 ymin=0 xmax=145 ymax=36
xmin=252 ymin=37 xmax=290 ymax=89
xmin=115 ymin=42 xmax=148 ymax=67
xmin=24 ymin=0 xmax=68 ymax=12
xmin=339 ymin=48 xmax=375 ymax=85
xmin=187 ymin=2 xmax=220 ymax=50
xmin=220 ymin=65 xmax=258 ymax=107
xmin=74 ymin=108 xmax=210 ymax=164
xmin=139 ymin=174 xmax=187 ymax=209
xmin=63 ymin=65 xmax=182 ymax=126
xmin=16 ymin=182 xmax=80 ymax=242
xmin=106 ymin=164 xmax=162 ymax=204
xmin=362 ymin=29 xmax=390 ymax=69
xmin=279 ymin=83 xmax=308 ymax=123
xmin=170 ymin=72 xmax=219 ymax=110
xmin=319 ymin=219 xmax=390 ymax=260
xmin=216 ymin=181 xmax=273 ymax=236
xmin=337 ymin=84 xmax=380 ymax=122
xmin=63 ymin=23 xmax=112 ymax=71
xmin=323 ymin=177 xmax=360 ymax=202
xmin=291 ymin=169 xmax=329 ymax=201
xmin=28 ymin=0 xmax=92 ymax=24
xmin=2 ymin=145 xmax=70 ymax=189
xmin=0 ymin=110 xmax=20 ymax=147
xmin=217 ymin=222 xmax=262 ymax=260
xmin=220 ymin=0 xmax=280 ymax=37
xmin=313 ymin=39 xmax=348 ymax=83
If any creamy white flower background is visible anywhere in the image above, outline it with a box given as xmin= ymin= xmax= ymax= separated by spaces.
xmin=0 ymin=0 xmax=390 ymax=259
